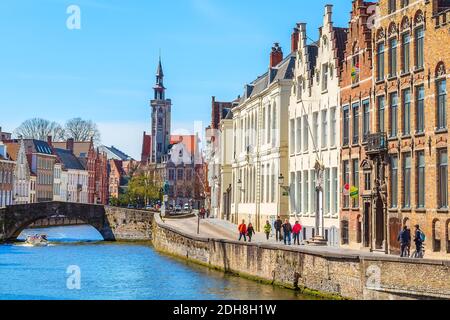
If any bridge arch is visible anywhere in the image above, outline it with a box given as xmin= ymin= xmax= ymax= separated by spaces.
xmin=1 ymin=202 xmax=115 ymax=242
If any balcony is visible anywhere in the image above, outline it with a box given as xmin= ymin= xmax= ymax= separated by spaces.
xmin=365 ymin=133 xmax=388 ymax=155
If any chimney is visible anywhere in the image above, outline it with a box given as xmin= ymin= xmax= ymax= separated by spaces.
xmin=324 ymin=4 xmax=333 ymax=25
xmin=270 ymin=43 xmax=283 ymax=68
xmin=67 ymin=138 xmax=75 ymax=152
xmin=47 ymin=136 xmax=53 ymax=147
xmin=297 ymin=23 xmax=307 ymax=49
xmin=291 ymin=27 xmax=300 ymax=52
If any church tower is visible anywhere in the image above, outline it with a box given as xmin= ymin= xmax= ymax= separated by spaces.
xmin=151 ymin=57 xmax=172 ymax=163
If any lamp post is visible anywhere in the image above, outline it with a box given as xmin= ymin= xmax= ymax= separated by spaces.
xmin=278 ymin=174 xmax=285 ymax=219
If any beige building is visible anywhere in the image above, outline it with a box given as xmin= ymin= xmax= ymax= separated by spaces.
xmin=231 ymin=43 xmax=295 ymax=231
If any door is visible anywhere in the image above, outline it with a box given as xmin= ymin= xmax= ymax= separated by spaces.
xmin=389 ymin=218 xmax=402 ymax=255
xmin=375 ymin=198 xmax=385 ymax=249
xmin=363 ymin=202 xmax=371 ymax=247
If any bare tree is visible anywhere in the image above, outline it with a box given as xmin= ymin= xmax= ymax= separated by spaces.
xmin=14 ymin=118 xmax=65 ymax=141
xmin=64 ymin=118 xmax=101 ymax=144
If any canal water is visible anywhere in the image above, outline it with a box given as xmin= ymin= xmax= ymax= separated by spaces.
xmin=0 ymin=225 xmax=315 ymax=300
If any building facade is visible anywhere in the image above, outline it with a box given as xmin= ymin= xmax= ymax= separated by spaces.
xmin=369 ymin=0 xmax=450 ymax=256
xmin=231 ymin=42 xmax=295 ymax=231
xmin=4 ymin=139 xmax=31 ymax=204
xmin=340 ymin=0 xmax=376 ymax=250
xmin=289 ymin=5 xmax=347 ymax=246
xmin=0 ymin=142 xmax=14 ymax=207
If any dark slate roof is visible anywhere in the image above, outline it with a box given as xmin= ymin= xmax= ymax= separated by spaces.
xmin=307 ymin=44 xmax=319 ymax=76
xmin=333 ymin=27 xmax=348 ymax=69
xmin=23 ymin=139 xmax=54 ymax=155
xmin=102 ymin=145 xmax=132 ymax=161
xmin=224 ymin=109 xmax=233 ymax=120
xmin=239 ymin=53 xmax=296 ymax=103
xmin=54 ymin=148 xmax=85 ymax=170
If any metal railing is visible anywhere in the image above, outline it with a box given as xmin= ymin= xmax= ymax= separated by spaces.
xmin=365 ymin=133 xmax=387 ymax=154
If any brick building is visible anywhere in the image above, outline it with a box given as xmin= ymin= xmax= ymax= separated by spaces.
xmin=370 ymin=0 xmax=450 ymax=257
xmin=0 ymin=141 xmax=14 ymax=207
xmin=340 ymin=0 xmax=377 ymax=250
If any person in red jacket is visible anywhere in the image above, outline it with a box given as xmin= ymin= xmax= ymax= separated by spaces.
xmin=238 ymin=220 xmax=247 ymax=242
xmin=292 ymin=221 xmax=303 ymax=245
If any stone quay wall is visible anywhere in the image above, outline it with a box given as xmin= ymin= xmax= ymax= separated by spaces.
xmin=152 ymin=214 xmax=450 ymax=300
xmin=104 ymin=207 xmax=154 ymax=241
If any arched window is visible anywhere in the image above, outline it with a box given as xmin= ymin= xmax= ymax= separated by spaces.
xmin=436 ymin=62 xmax=447 ymax=130
xmin=414 ymin=10 xmax=425 ymax=69
xmin=433 ymin=219 xmax=442 ymax=252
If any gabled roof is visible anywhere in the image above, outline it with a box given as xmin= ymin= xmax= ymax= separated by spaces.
xmin=54 ymin=148 xmax=85 ymax=171
xmin=99 ymin=145 xmax=133 ymax=161
xmin=239 ymin=53 xmax=296 ymax=103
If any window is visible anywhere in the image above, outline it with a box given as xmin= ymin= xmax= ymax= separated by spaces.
xmin=401 ymin=0 xmax=409 ymax=8
xmin=322 ymin=63 xmax=329 ymax=91
xmin=402 ymin=89 xmax=411 ymax=135
xmin=343 ymin=160 xmax=350 ymax=208
xmin=313 ymin=112 xmax=319 ymax=149
xmin=332 ymin=168 xmax=338 ymax=214
xmin=389 ymin=92 xmax=399 ymax=137
xmin=304 ymin=171 xmax=309 ymax=213
xmin=388 ymin=0 xmax=396 ymax=13
xmin=437 ymin=79 xmax=447 ymax=130
xmin=365 ymin=173 xmax=372 ymax=191
xmin=377 ymin=96 xmax=386 ymax=133
xmin=391 ymin=156 xmax=398 ymax=208
xmin=309 ymin=170 xmax=315 ymax=213
xmin=290 ymin=119 xmax=295 ymax=155
xmin=352 ymin=103 xmax=360 ymax=145
xmin=296 ymin=118 xmax=301 ymax=153
xmin=352 ymin=53 xmax=360 ymax=84
xmin=417 ymin=151 xmax=425 ymax=208
xmin=352 ymin=159 xmax=359 ymax=208
xmin=325 ymin=169 xmax=330 ymax=214
xmin=296 ymin=172 xmax=302 ymax=213
xmin=330 ymin=108 xmax=337 ymax=147
xmin=377 ymin=43 xmax=385 ymax=81
xmin=401 ymin=33 xmax=410 ymax=73
xmin=416 ymin=85 xmax=425 ymax=133
xmin=363 ymin=100 xmax=370 ymax=141
xmin=343 ymin=107 xmax=350 ymax=146
xmin=341 ymin=220 xmax=349 ymax=245
xmin=321 ymin=110 xmax=328 ymax=148
xmin=415 ymin=26 xmax=424 ymax=69
xmin=303 ymin=115 xmax=309 ymax=151
xmin=389 ymin=38 xmax=397 ymax=77
xmin=438 ymin=149 xmax=448 ymax=209
xmin=403 ymin=153 xmax=411 ymax=209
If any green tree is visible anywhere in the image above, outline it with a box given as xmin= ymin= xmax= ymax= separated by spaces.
xmin=128 ymin=173 xmax=159 ymax=206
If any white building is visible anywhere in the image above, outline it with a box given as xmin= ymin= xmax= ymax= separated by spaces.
xmin=288 ymin=5 xmax=347 ymax=246
xmin=3 ymin=139 xmax=31 ymax=204
xmin=231 ymin=43 xmax=295 ymax=231
xmin=54 ymin=148 xmax=88 ymax=203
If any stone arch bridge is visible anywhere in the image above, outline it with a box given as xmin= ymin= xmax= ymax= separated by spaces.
xmin=0 ymin=202 xmax=154 ymax=242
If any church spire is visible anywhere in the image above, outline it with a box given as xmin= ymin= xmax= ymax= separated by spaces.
xmin=153 ymin=55 xmax=165 ymax=100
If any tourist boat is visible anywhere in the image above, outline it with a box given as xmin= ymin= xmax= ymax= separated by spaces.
xmin=25 ymin=234 xmax=49 ymax=247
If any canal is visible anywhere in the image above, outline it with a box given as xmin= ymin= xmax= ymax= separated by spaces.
xmin=0 ymin=225 xmax=315 ymax=300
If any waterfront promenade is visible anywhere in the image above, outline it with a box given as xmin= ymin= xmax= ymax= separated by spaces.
xmin=162 ymin=216 xmax=449 ymax=261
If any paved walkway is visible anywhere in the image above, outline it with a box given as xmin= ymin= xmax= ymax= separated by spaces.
xmin=162 ymin=216 xmax=410 ymax=259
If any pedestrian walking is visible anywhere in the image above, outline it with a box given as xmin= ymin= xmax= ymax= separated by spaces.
xmin=238 ymin=220 xmax=247 ymax=242
xmin=292 ymin=221 xmax=302 ymax=245
xmin=247 ymin=223 xmax=255 ymax=242
xmin=282 ymin=219 xmax=293 ymax=245
xmin=412 ymin=224 xmax=426 ymax=258
xmin=264 ymin=221 xmax=272 ymax=240
xmin=397 ymin=226 xmax=411 ymax=257
xmin=274 ymin=216 xmax=283 ymax=242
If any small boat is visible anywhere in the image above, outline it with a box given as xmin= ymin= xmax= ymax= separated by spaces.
xmin=25 ymin=234 xmax=49 ymax=247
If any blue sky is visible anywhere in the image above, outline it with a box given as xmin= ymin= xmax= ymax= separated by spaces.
xmin=0 ymin=0 xmax=351 ymax=159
